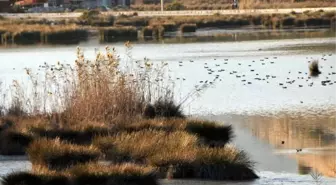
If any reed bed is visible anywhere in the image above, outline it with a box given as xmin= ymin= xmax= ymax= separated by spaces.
xmin=0 ymin=24 xmax=88 ymax=45
xmin=0 ymin=46 xmax=257 ymax=182
xmin=99 ymin=26 xmax=138 ymax=42
xmin=0 ymin=10 xmax=334 ymax=45
xmin=131 ymin=0 xmax=335 ymax=10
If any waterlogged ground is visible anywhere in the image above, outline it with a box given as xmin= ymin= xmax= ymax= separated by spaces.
xmin=0 ymin=29 xmax=335 ymax=184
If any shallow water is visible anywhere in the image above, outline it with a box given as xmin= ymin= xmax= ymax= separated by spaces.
xmin=0 ymin=28 xmax=335 ymax=184
xmin=0 ymin=30 xmax=335 ymax=114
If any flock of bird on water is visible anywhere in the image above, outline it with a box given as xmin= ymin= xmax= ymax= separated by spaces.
xmin=174 ymin=53 xmax=335 ymax=93
xmin=174 ymin=53 xmax=335 ymax=153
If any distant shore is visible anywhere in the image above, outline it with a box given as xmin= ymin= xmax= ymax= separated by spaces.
xmin=0 ymin=8 xmax=335 ymax=45
xmin=1 ymin=7 xmax=336 ymax=19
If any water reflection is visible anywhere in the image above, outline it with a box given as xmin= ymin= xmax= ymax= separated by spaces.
xmin=139 ymin=28 xmax=335 ymax=44
xmin=0 ymin=28 xmax=333 ymax=48
xmin=238 ymin=113 xmax=336 ymax=177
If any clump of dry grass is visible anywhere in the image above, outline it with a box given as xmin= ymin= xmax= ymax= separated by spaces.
xmin=309 ymin=60 xmax=321 ymax=77
xmin=69 ymin=163 xmax=155 ymax=177
xmin=30 ymin=126 xmax=109 ymax=145
xmin=194 ymin=146 xmax=258 ymax=180
xmin=27 ymin=138 xmax=101 ymax=171
xmin=94 ymin=130 xmax=197 ymax=165
xmin=93 ymin=128 xmax=257 ymax=180
xmin=1 ymin=163 xmax=158 ymax=185
xmin=1 ymin=43 xmax=206 ymax=125
xmin=40 ymin=46 xmax=144 ymax=122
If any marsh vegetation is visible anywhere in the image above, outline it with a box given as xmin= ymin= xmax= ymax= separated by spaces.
xmin=0 ymin=46 xmax=258 ymax=184
xmin=0 ymin=10 xmax=334 ymax=44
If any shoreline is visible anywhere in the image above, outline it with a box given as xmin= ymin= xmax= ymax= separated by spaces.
xmin=1 ymin=7 xmax=336 ymax=19
xmin=0 ymin=9 xmax=335 ymax=45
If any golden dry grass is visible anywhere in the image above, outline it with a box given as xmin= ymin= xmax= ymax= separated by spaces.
xmin=27 ymin=138 xmax=101 ymax=171
xmin=132 ymin=0 xmax=335 ymax=10
xmin=0 ymin=24 xmax=80 ymax=35
xmin=68 ymin=163 xmax=155 ymax=176
xmin=94 ymin=130 xmax=198 ymax=165
xmin=1 ymin=163 xmax=158 ymax=185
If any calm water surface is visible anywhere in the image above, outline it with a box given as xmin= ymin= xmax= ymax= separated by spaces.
xmin=0 ymin=29 xmax=335 ymax=184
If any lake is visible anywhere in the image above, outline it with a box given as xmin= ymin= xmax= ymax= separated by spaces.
xmin=0 ymin=28 xmax=335 ymax=184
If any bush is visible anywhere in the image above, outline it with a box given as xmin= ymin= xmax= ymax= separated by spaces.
xmin=152 ymin=98 xmax=184 ymax=118
xmin=282 ymin=17 xmax=296 ymax=27
xmin=27 ymin=139 xmax=101 ymax=171
xmin=0 ymin=130 xmax=33 ymax=155
xmin=99 ymin=27 xmax=138 ymax=42
xmin=186 ymin=120 xmax=233 ymax=147
xmin=143 ymin=104 xmax=156 ymax=118
xmin=80 ymin=10 xmax=101 ymax=23
xmin=180 ymin=24 xmax=197 ymax=33
xmin=195 ymin=147 xmax=258 ymax=180
xmin=166 ymin=1 xmax=185 ymax=11
xmin=1 ymin=172 xmax=43 ymax=185
xmin=143 ymin=96 xmax=185 ymax=119
xmin=142 ymin=26 xmax=154 ymax=38
xmin=43 ymin=29 xmax=88 ymax=44
xmin=309 ymin=60 xmax=321 ymax=77
xmin=162 ymin=23 xmax=177 ymax=32
xmin=13 ymin=31 xmax=41 ymax=45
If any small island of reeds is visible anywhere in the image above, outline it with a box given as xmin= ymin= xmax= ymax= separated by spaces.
xmin=0 ymin=45 xmax=258 ymax=185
